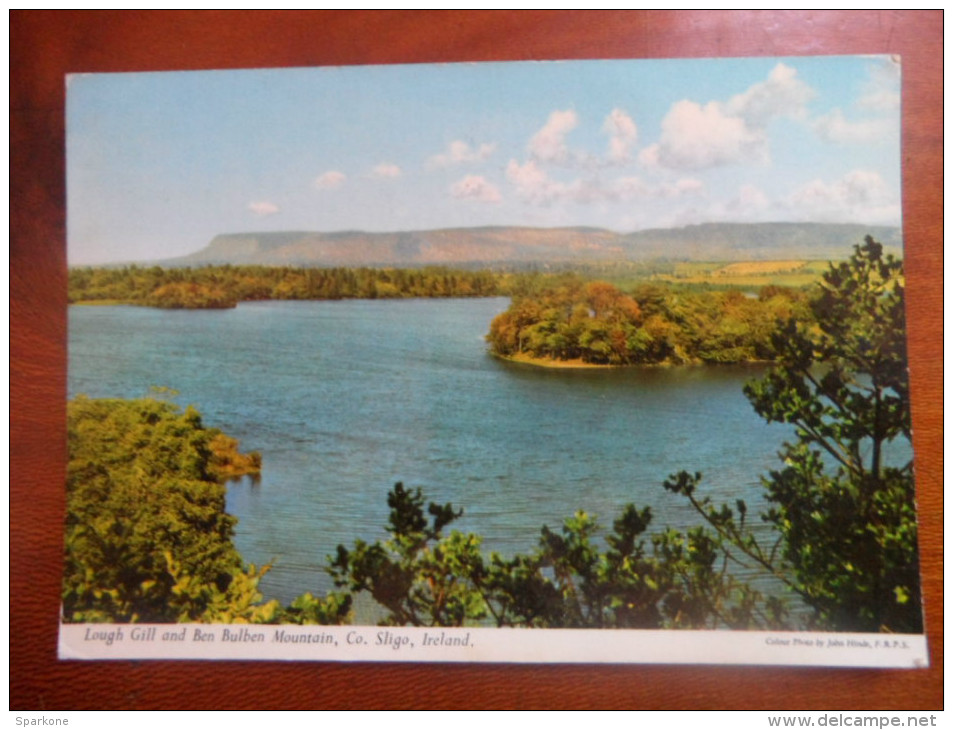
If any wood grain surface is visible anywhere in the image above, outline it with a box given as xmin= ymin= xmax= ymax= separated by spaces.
xmin=10 ymin=10 xmax=942 ymax=710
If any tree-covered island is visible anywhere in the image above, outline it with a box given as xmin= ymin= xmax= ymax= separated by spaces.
xmin=486 ymin=277 xmax=812 ymax=367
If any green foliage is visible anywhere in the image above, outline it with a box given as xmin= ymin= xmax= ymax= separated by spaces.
xmin=68 ymin=264 xmax=515 ymax=308
xmin=668 ymin=238 xmax=920 ymax=633
xmin=64 ymin=396 xmax=244 ymax=622
xmin=162 ymin=554 xmax=281 ymax=624
xmin=329 ymin=483 xmax=487 ymax=626
xmin=330 ymin=483 xmax=785 ymax=629
xmin=63 ymin=394 xmax=350 ymax=625
xmin=281 ymin=591 xmax=353 ymax=625
xmin=146 ymin=282 xmax=238 ymax=309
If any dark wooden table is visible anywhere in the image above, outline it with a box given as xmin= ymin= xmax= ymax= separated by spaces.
xmin=11 ymin=10 xmax=942 ymax=710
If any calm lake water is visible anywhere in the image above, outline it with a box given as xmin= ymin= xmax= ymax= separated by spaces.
xmin=69 ymin=298 xmax=796 ymax=605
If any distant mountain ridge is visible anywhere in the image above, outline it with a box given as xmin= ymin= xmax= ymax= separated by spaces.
xmin=160 ymin=223 xmax=903 ymax=268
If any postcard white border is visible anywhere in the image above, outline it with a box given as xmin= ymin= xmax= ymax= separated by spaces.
xmin=58 ymin=624 xmax=928 ymax=668
xmin=60 ymin=56 xmax=925 ymax=674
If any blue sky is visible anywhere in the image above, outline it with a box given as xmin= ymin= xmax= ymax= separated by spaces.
xmin=67 ymin=56 xmax=902 ymax=265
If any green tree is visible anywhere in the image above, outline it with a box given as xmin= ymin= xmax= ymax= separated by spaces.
xmin=328 ymin=482 xmax=487 ymax=626
xmin=64 ymin=395 xmax=251 ymax=621
xmin=63 ymin=394 xmax=351 ymax=624
xmin=666 ymin=238 xmax=920 ymax=632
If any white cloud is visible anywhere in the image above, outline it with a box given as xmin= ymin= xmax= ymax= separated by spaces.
xmin=565 ymin=178 xmax=613 ymax=205
xmin=613 ymin=176 xmax=704 ymax=202
xmin=506 ymin=159 xmax=566 ymax=205
xmin=654 ymin=99 xmax=762 ymax=170
xmin=603 ymin=109 xmax=638 ymax=164
xmin=857 ymin=89 xmax=901 ymax=113
xmin=857 ymin=58 xmax=901 ymax=112
xmin=612 ymin=176 xmax=651 ymax=199
xmin=786 ymin=169 xmax=899 ymax=224
xmin=659 ymin=178 xmax=705 ymax=198
xmin=248 ymin=200 xmax=280 ymax=217
xmin=637 ymin=143 xmax=661 ymax=169
xmin=812 ymin=109 xmax=893 ymax=144
xmin=428 ymin=140 xmax=496 ymax=167
xmin=507 ymin=158 xmax=703 ymax=208
xmin=313 ymin=170 xmax=346 ymax=190
xmin=371 ymin=163 xmax=402 ymax=179
xmin=726 ymin=62 xmax=814 ymax=127
xmin=654 ymin=183 xmax=776 ymax=226
xmin=528 ymin=109 xmax=579 ymax=164
xmin=519 ymin=108 xmax=636 ymax=171
xmin=711 ymin=184 xmax=773 ymax=220
xmin=734 ymin=183 xmax=770 ymax=210
xmin=450 ymin=174 xmax=502 ymax=203
xmin=650 ymin=63 xmax=815 ymax=171
xmin=810 ymin=61 xmax=899 ymax=146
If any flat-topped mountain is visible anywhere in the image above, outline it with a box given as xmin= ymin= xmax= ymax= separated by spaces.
xmin=162 ymin=222 xmax=903 ymax=268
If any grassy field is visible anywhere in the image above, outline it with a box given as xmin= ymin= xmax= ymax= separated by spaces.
xmin=647 ymin=259 xmax=834 ymax=289
xmin=581 ymin=259 xmax=837 ymax=292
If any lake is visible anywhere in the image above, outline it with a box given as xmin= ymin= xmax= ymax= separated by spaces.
xmin=69 ymin=298 xmax=795 ymax=605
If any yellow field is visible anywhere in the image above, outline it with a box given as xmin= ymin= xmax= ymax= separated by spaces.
xmin=713 ymin=260 xmax=807 ymax=276
xmin=652 ymin=259 xmax=834 ymax=288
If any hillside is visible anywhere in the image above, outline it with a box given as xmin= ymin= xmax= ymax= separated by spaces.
xmin=160 ymin=223 xmax=902 ymax=268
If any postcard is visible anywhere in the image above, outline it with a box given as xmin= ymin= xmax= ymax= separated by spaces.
xmin=60 ymin=56 xmax=927 ymax=667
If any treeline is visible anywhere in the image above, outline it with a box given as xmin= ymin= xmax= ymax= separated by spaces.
xmin=487 ymin=276 xmax=812 ymax=365
xmin=68 ymin=265 xmax=515 ymax=309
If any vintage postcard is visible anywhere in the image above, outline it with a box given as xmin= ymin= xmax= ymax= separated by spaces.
xmin=61 ymin=56 xmax=927 ymax=667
